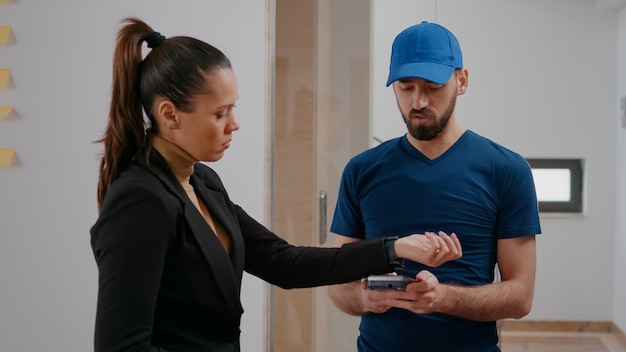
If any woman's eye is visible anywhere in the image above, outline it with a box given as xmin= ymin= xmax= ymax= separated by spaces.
xmin=217 ymin=106 xmax=235 ymax=119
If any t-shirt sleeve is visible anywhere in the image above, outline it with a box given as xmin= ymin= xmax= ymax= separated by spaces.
xmin=330 ymin=160 xmax=366 ymax=239
xmin=496 ymin=155 xmax=542 ymax=238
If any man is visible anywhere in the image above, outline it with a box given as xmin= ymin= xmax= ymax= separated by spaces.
xmin=328 ymin=21 xmax=541 ymax=351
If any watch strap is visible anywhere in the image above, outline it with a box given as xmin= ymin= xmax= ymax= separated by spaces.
xmin=384 ymin=236 xmax=404 ymax=269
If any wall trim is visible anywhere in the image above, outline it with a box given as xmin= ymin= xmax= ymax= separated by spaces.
xmin=499 ymin=320 xmax=621 ymax=334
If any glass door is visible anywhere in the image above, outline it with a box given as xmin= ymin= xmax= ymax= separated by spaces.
xmin=272 ymin=0 xmax=371 ymax=350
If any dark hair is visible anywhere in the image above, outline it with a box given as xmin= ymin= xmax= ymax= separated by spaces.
xmin=96 ymin=17 xmax=231 ymax=210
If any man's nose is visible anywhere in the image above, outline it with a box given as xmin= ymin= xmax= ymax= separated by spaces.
xmin=412 ymin=90 xmax=428 ymax=111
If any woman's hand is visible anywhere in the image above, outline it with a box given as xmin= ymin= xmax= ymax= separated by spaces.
xmin=395 ymin=231 xmax=462 ymax=267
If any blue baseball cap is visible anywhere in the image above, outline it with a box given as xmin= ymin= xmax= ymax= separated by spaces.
xmin=386 ymin=21 xmax=463 ymax=86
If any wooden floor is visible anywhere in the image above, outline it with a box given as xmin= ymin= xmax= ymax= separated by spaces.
xmin=499 ymin=321 xmax=626 ymax=352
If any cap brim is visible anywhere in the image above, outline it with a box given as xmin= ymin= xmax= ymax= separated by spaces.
xmin=386 ymin=62 xmax=455 ymax=86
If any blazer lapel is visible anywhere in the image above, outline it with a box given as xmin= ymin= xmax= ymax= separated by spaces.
xmin=140 ymin=150 xmax=244 ymax=318
xmin=191 ymin=180 xmax=246 ymax=283
xmin=181 ymin=193 xmax=243 ymax=301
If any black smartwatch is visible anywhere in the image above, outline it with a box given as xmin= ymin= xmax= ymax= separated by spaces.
xmin=384 ymin=236 xmax=404 ymax=269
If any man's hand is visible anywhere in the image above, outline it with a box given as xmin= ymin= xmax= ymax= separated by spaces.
xmin=379 ymin=270 xmax=442 ymax=314
xmin=356 ymin=270 xmax=441 ymax=314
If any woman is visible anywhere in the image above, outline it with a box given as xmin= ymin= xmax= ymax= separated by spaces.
xmin=91 ymin=17 xmax=462 ymax=352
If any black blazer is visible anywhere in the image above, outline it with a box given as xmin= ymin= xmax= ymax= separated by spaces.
xmin=91 ymin=149 xmax=392 ymax=352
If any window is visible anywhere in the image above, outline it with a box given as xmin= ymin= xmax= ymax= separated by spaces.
xmin=526 ymin=158 xmax=583 ymax=213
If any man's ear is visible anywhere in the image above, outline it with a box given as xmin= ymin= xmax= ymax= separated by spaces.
xmin=456 ymin=69 xmax=469 ymax=95
xmin=156 ymin=100 xmax=180 ymax=130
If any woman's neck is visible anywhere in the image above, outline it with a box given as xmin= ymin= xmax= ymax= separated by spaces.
xmin=152 ymin=134 xmax=232 ymax=253
xmin=152 ymin=135 xmax=196 ymax=184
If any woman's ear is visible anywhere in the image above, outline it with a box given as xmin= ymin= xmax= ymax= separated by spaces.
xmin=155 ymin=100 xmax=180 ymax=130
xmin=456 ymin=69 xmax=469 ymax=95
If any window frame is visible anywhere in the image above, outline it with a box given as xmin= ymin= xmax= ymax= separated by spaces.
xmin=526 ymin=158 xmax=584 ymax=213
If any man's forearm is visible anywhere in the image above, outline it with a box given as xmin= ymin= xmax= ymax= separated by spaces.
xmin=437 ymin=280 xmax=533 ymax=322
xmin=328 ymin=281 xmax=366 ymax=316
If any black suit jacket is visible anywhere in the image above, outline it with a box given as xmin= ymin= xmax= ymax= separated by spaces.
xmin=91 ymin=149 xmax=392 ymax=352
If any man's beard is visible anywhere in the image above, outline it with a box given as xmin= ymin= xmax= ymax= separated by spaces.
xmin=402 ymin=95 xmax=456 ymax=141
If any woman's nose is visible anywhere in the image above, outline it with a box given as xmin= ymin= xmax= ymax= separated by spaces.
xmin=228 ymin=115 xmax=240 ymax=132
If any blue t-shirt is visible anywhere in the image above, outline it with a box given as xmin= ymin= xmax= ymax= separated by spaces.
xmin=330 ymin=130 xmax=541 ymax=352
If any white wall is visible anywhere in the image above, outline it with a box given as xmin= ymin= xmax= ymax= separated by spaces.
xmin=0 ymin=1 xmax=267 ymax=351
xmin=2 ymin=1 xmax=626 ymax=351
xmin=372 ymin=0 xmax=620 ymax=322
xmin=614 ymin=4 xmax=626 ymax=334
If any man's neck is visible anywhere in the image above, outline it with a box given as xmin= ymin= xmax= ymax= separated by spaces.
xmin=405 ymin=118 xmax=466 ymax=160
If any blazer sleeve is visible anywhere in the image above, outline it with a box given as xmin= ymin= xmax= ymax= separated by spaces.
xmin=91 ymin=179 xmax=179 ymax=352
xmin=236 ymin=205 xmax=393 ymax=289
